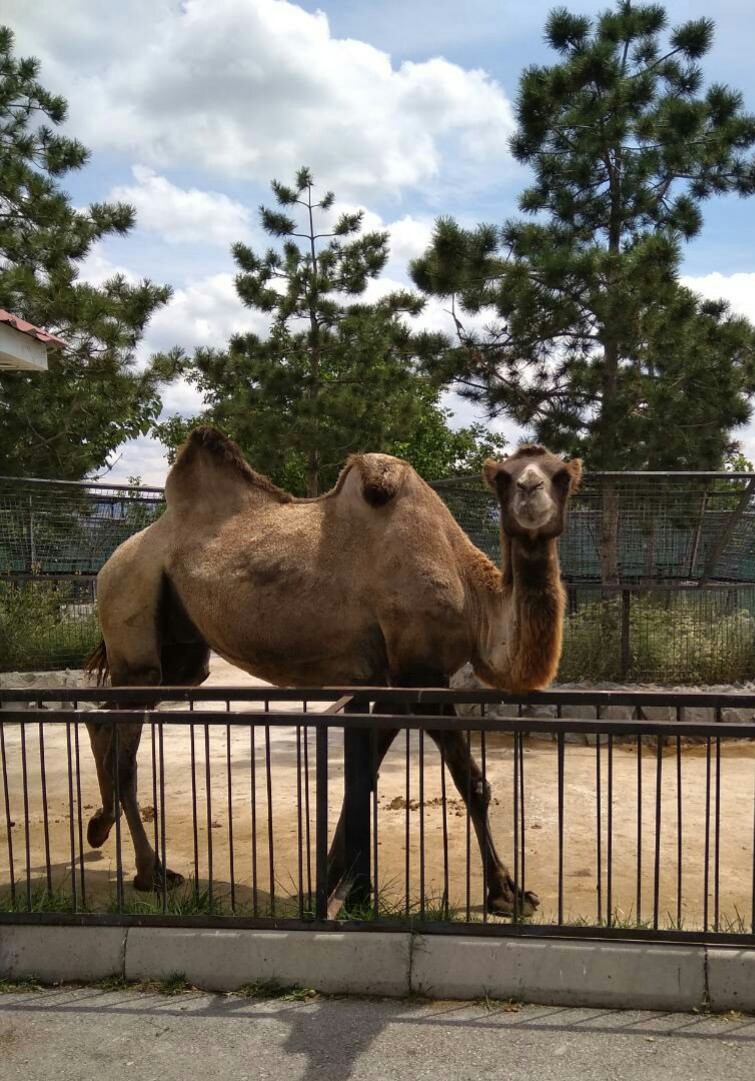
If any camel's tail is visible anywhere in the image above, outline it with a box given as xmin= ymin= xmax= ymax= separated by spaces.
xmin=84 ymin=639 xmax=110 ymax=686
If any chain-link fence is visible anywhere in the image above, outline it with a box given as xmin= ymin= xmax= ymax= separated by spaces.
xmin=2 ymin=471 xmax=755 ymax=682
xmin=0 ymin=477 xmax=163 ymax=672
xmin=433 ymin=471 xmax=755 ymax=683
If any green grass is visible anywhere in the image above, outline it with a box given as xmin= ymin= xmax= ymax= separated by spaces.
xmin=0 ymin=579 xmax=99 ymax=671
xmin=0 ymin=977 xmax=43 ymax=994
xmin=236 ymin=981 xmax=317 ymax=1001
xmin=559 ymin=593 xmax=755 ymax=684
xmin=475 ymin=993 xmax=523 ymax=1013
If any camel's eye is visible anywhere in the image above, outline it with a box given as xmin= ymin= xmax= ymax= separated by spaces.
xmin=552 ymin=466 xmax=571 ymax=492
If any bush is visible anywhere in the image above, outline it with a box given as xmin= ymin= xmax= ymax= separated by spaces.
xmin=559 ymin=592 xmax=755 ymax=684
xmin=0 ymin=579 xmax=100 ymax=671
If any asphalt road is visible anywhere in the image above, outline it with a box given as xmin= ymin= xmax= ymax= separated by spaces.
xmin=1 ymin=987 xmax=754 ymax=1081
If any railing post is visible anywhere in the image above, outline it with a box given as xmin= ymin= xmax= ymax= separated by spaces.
xmin=343 ymin=697 xmax=371 ymax=909
xmin=315 ymin=723 xmax=329 ymax=920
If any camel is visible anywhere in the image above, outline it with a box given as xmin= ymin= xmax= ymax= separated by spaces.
xmin=84 ymin=427 xmax=581 ymax=916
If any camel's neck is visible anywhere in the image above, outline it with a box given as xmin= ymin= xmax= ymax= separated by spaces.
xmin=475 ymin=533 xmax=565 ymax=691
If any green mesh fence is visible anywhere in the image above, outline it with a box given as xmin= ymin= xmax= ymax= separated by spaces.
xmin=2 ymin=472 xmax=755 ymax=681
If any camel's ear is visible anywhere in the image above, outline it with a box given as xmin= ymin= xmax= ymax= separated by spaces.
xmin=566 ymin=458 xmax=582 ymax=493
xmin=483 ymin=459 xmax=511 ymax=494
xmin=553 ymin=458 xmax=582 ymax=496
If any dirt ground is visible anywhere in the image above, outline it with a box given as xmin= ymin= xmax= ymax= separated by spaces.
xmin=2 ymin=657 xmax=754 ymax=929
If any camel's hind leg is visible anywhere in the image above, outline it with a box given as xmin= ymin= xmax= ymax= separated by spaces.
xmin=88 ymin=572 xmax=210 ymax=892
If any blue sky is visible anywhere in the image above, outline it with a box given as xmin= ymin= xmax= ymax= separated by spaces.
xmin=6 ymin=0 xmax=755 ymax=482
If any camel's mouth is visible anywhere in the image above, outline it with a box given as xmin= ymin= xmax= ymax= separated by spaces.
xmin=513 ymin=492 xmax=555 ymax=531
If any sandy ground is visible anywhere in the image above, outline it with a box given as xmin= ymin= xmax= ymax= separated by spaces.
xmin=2 ymin=657 xmax=755 ymax=929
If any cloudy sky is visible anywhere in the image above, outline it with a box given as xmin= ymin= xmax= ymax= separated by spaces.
xmin=6 ymin=0 xmax=755 ymax=484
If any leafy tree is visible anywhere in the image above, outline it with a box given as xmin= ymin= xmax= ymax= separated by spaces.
xmin=0 ymin=26 xmax=175 ymax=479
xmin=168 ymin=168 xmax=448 ymax=496
xmin=155 ymin=380 xmax=506 ymax=493
xmin=411 ymin=1 xmax=755 ymax=581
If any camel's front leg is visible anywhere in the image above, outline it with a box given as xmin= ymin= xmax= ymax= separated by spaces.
xmin=326 ymin=717 xmax=400 ymax=906
xmin=86 ymin=719 xmax=183 ymax=892
xmin=429 ymin=724 xmax=540 ymax=917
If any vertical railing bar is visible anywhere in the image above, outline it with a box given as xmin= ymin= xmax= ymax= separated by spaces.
xmin=151 ymin=720 xmax=160 ymax=876
xmin=296 ymin=723 xmax=304 ymax=919
xmin=714 ymin=727 xmax=722 ymax=933
xmin=0 ymin=721 xmax=16 ymax=905
xmin=557 ymin=730 xmax=564 ymax=927
xmin=37 ymin=721 xmax=52 ymax=895
xmin=519 ymin=728 xmax=526 ymax=910
xmin=189 ymin=711 xmax=199 ymax=903
xmin=607 ymin=733 xmax=614 ymax=928
xmin=653 ymin=734 xmax=663 ymax=931
xmin=636 ymin=736 xmax=642 ymax=924
xmin=676 ymin=729 xmax=683 ymax=930
xmin=419 ymin=727 xmax=425 ymax=920
xmin=62 ymin=726 xmax=76 ymax=912
xmin=226 ymin=712 xmax=236 ymax=915
xmin=596 ymin=708 xmax=602 ymax=925
xmin=250 ymin=725 xmax=258 ymax=917
xmin=512 ymin=728 xmax=519 ymax=924
xmin=303 ymin=718 xmax=313 ymax=912
xmin=465 ymin=729 xmax=471 ymax=923
xmin=113 ymin=724 xmax=124 ymax=913
xmin=751 ymin=747 xmax=755 ymax=936
xmin=405 ymin=727 xmax=411 ymax=919
xmin=159 ymin=719 xmax=167 ymax=915
xmin=704 ymin=736 xmax=711 ymax=932
xmin=315 ymin=721 xmax=328 ymax=921
xmin=371 ymin=726 xmax=379 ymax=922
xmin=20 ymin=722 xmax=32 ymax=910
xmin=481 ymin=727 xmax=488 ymax=924
xmin=74 ymin=720 xmax=86 ymax=909
xmin=204 ymin=723 xmax=213 ymax=914
xmin=265 ymin=722 xmax=275 ymax=918
xmin=440 ymin=735 xmax=449 ymax=921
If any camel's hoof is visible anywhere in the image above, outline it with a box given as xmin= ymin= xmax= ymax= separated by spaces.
xmin=87 ymin=810 xmax=114 ymax=849
xmin=133 ymin=864 xmax=185 ymax=893
xmin=487 ymin=889 xmax=540 ymax=919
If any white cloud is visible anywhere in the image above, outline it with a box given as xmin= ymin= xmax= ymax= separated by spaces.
xmin=8 ymin=0 xmax=515 ymax=198
xmin=109 ymin=166 xmax=252 ymax=246
xmin=682 ymin=272 xmax=755 ymax=323
xmin=142 ymin=272 xmax=267 ymax=356
xmin=76 ymin=249 xmax=138 ymax=287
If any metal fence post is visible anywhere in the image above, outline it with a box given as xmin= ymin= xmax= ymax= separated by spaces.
xmin=315 ymin=723 xmax=329 ymax=920
xmin=343 ymin=697 xmax=371 ymax=909
xmin=620 ymin=589 xmax=631 ymax=679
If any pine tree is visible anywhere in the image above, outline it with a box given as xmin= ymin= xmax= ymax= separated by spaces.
xmin=0 ymin=27 xmax=174 ymax=478
xmin=167 ymin=168 xmax=447 ymax=496
xmin=155 ymin=379 xmax=507 ymax=492
xmin=411 ymin=2 xmax=755 ymax=475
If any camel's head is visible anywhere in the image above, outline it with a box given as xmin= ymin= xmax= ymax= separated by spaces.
xmin=483 ymin=445 xmax=582 ymax=541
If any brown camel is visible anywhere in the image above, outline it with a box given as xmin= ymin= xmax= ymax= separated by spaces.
xmin=85 ymin=427 xmax=581 ymax=915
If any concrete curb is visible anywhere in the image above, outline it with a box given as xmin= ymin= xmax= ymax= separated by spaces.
xmin=125 ymin=929 xmax=411 ymax=996
xmin=0 ymin=926 xmax=125 ymax=983
xmin=2 ymin=925 xmax=754 ymax=1012
xmin=411 ymin=937 xmax=707 ymax=1011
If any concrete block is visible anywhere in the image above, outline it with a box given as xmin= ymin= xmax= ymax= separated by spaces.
xmin=721 ymin=708 xmax=754 ymax=725
xmin=707 ymin=948 xmax=755 ymax=1013
xmin=125 ymin=929 xmax=411 ymax=996
xmin=0 ymin=925 xmax=125 ymax=983
xmin=411 ymin=936 xmax=706 ymax=1011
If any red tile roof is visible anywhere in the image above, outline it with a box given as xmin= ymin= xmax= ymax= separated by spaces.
xmin=0 ymin=309 xmax=67 ymax=349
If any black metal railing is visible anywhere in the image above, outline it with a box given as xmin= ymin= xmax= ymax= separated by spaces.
xmin=1 ymin=686 xmax=754 ymax=945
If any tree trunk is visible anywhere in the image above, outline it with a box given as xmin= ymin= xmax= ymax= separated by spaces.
xmin=599 ymin=478 xmax=620 ymax=589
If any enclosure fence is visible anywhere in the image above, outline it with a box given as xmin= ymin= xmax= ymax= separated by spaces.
xmin=3 ymin=471 xmax=755 ymax=681
xmin=1 ymin=685 xmax=755 ymax=946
